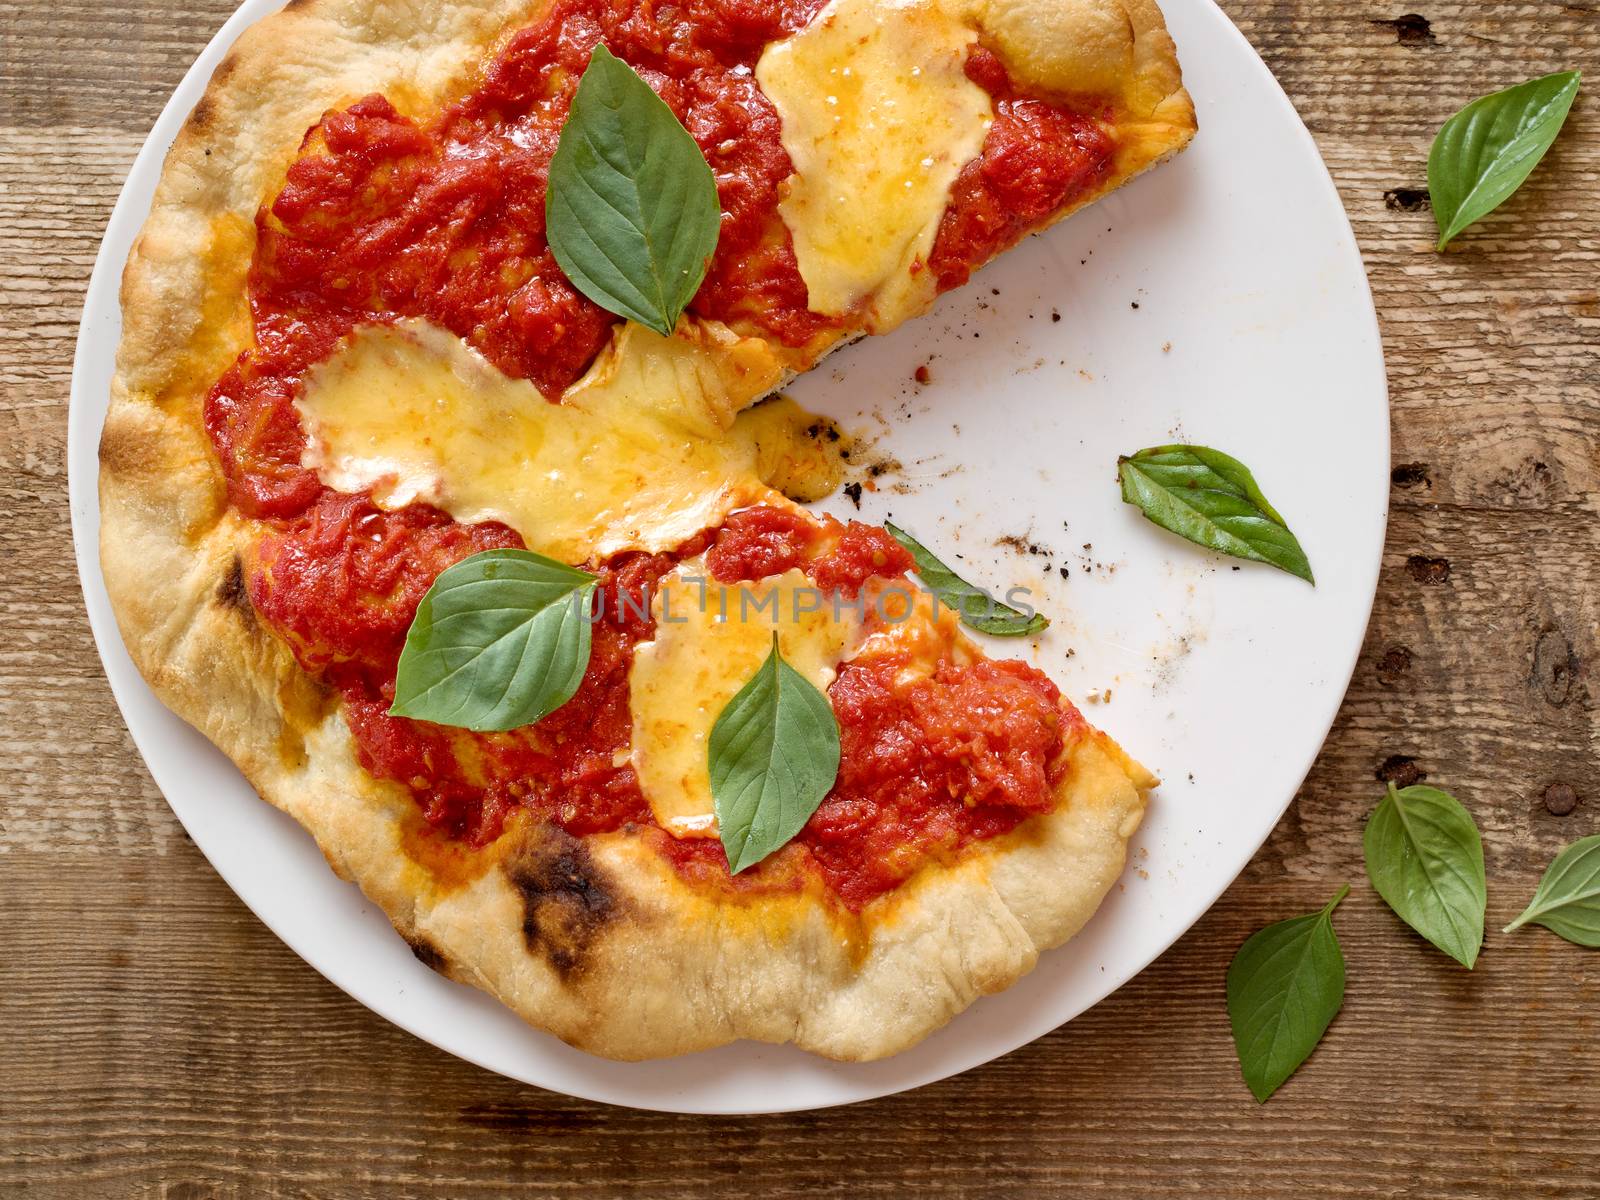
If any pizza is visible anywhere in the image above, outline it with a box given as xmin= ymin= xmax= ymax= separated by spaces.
xmin=101 ymin=0 xmax=1194 ymax=1060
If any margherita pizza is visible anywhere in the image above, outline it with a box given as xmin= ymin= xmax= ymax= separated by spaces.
xmin=101 ymin=0 xmax=1194 ymax=1059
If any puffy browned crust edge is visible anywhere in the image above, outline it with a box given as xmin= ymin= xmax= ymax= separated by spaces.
xmin=100 ymin=0 xmax=1175 ymax=1060
xmin=998 ymin=0 xmax=1197 ymax=244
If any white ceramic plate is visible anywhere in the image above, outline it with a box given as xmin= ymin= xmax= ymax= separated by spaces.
xmin=70 ymin=0 xmax=1387 ymax=1113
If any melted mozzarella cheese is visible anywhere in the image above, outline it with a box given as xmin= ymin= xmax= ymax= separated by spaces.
xmin=854 ymin=579 xmax=971 ymax=684
xmin=295 ymin=319 xmax=845 ymax=562
xmin=629 ymin=562 xmax=866 ymax=838
xmin=757 ymin=0 xmax=991 ymax=325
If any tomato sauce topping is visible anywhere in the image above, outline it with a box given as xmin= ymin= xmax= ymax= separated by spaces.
xmin=810 ymin=655 xmax=1084 ymax=906
xmin=250 ymin=499 xmax=1077 ymax=906
xmin=928 ymin=49 xmax=1116 ymax=290
xmin=705 ymin=504 xmax=913 ymax=595
xmin=252 ymin=493 xmax=694 ymax=844
xmin=204 ymin=0 xmax=1116 ymax=904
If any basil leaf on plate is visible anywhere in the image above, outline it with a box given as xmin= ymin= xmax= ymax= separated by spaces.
xmin=390 ymin=549 xmax=597 ymax=732
xmin=1428 ymin=71 xmax=1581 ymax=249
xmin=1363 ymin=784 xmax=1486 ymax=967
xmin=884 ymin=520 xmax=1048 ymax=637
xmin=1118 ymin=444 xmax=1314 ymax=583
xmin=1504 ymin=834 xmax=1600 ymax=947
xmin=709 ymin=633 xmax=841 ymax=874
xmin=545 ymin=43 xmax=721 ymax=336
xmin=1226 ymin=885 xmax=1349 ymax=1103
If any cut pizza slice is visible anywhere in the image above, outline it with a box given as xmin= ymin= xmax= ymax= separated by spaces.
xmin=101 ymin=0 xmax=1192 ymax=1059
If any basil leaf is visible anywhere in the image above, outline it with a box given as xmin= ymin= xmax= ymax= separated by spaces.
xmin=545 ymin=44 xmax=721 ymax=336
xmin=1428 ymin=71 xmax=1580 ymax=249
xmin=709 ymin=633 xmax=841 ymax=874
xmin=1504 ymin=834 xmax=1600 ymax=947
xmin=390 ymin=549 xmax=597 ymax=732
xmin=1226 ymin=885 xmax=1348 ymax=1103
xmin=1363 ymin=784 xmax=1486 ymax=968
xmin=1118 ymin=444 xmax=1314 ymax=583
xmin=884 ymin=521 xmax=1048 ymax=637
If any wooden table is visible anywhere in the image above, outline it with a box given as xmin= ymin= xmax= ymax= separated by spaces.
xmin=4 ymin=0 xmax=1598 ymax=1193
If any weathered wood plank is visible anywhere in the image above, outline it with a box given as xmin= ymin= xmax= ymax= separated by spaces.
xmin=3 ymin=0 xmax=1599 ymax=1193
xmin=2 ymin=855 xmax=1594 ymax=1197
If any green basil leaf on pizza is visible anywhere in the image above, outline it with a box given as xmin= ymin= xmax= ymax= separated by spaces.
xmin=709 ymin=633 xmax=841 ymax=873
xmin=391 ymin=549 xmax=597 ymax=732
xmin=885 ymin=520 xmax=1048 ymax=637
xmin=1117 ymin=444 xmax=1314 ymax=583
xmin=545 ymin=43 xmax=722 ymax=336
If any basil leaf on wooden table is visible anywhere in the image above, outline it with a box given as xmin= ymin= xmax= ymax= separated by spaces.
xmin=1504 ymin=834 xmax=1600 ymax=947
xmin=884 ymin=521 xmax=1048 ymax=637
xmin=1363 ymin=784 xmax=1486 ymax=968
xmin=545 ymin=43 xmax=722 ymax=336
xmin=1118 ymin=444 xmax=1314 ymax=583
xmin=709 ymin=633 xmax=842 ymax=874
xmin=1428 ymin=71 xmax=1581 ymax=249
xmin=391 ymin=549 xmax=597 ymax=732
xmin=1226 ymin=885 xmax=1349 ymax=1103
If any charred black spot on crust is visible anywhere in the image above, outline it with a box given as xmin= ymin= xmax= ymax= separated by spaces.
xmin=187 ymin=55 xmax=239 ymax=136
xmin=406 ymin=934 xmax=450 ymax=975
xmin=215 ymin=555 xmax=256 ymax=625
xmin=188 ymin=95 xmax=217 ymax=134
xmin=98 ymin=417 xmax=142 ymax=476
xmin=504 ymin=829 xmax=619 ymax=981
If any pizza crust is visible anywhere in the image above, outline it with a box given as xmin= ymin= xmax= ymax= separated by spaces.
xmin=102 ymin=0 xmax=1182 ymax=1060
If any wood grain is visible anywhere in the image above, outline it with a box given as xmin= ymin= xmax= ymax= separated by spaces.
xmin=3 ymin=0 xmax=1599 ymax=1194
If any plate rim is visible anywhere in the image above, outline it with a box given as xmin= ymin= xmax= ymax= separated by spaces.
xmin=68 ymin=0 xmax=1389 ymax=1114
